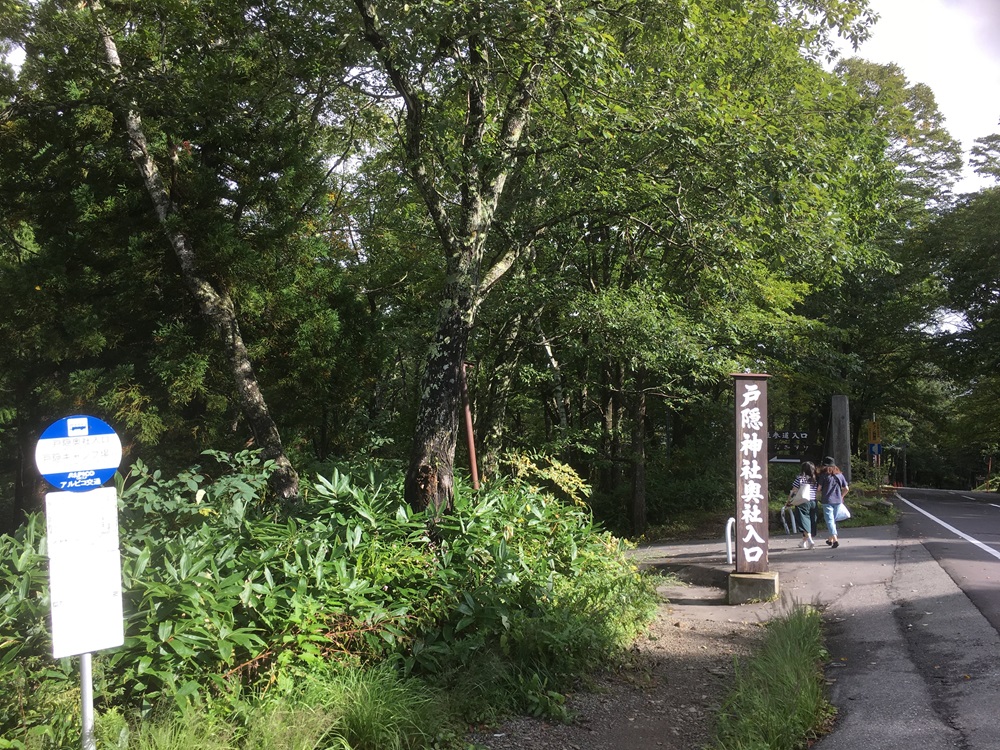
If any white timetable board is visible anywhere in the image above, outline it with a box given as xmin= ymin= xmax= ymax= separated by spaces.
xmin=45 ymin=487 xmax=124 ymax=658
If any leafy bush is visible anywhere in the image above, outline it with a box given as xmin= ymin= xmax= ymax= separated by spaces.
xmin=0 ymin=450 xmax=657 ymax=744
xmin=405 ymin=479 xmax=657 ymax=717
xmin=0 ymin=514 xmax=84 ymax=748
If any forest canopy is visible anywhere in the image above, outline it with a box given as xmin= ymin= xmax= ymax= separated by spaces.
xmin=1 ymin=0 xmax=998 ymax=536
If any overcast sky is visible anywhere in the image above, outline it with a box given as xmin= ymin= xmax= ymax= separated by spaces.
xmin=842 ymin=0 xmax=1000 ymax=192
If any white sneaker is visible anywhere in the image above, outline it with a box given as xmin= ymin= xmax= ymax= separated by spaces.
xmin=805 ymin=538 xmax=815 ymax=549
xmin=799 ymin=540 xmax=808 ymax=548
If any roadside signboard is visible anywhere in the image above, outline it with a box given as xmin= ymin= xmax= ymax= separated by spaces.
xmin=733 ymin=374 xmax=770 ymax=573
xmin=45 ymin=487 xmax=124 ymax=658
xmin=768 ymin=428 xmax=816 ymax=463
xmin=35 ymin=415 xmax=123 ymax=492
xmin=35 ymin=415 xmax=124 ymax=750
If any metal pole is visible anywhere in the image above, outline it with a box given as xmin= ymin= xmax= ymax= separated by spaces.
xmin=780 ymin=506 xmax=798 ymax=535
xmin=80 ymin=653 xmax=95 ymax=750
xmin=461 ymin=362 xmax=480 ymax=489
xmin=725 ymin=517 xmax=736 ymax=566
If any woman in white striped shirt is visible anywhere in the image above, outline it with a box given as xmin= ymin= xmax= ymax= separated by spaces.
xmin=786 ymin=461 xmax=818 ymax=549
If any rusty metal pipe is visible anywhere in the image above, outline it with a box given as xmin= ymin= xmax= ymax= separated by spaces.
xmin=461 ymin=362 xmax=479 ymax=490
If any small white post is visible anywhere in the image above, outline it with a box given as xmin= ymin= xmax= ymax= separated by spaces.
xmin=725 ymin=517 xmax=736 ymax=565
xmin=80 ymin=652 xmax=95 ymax=750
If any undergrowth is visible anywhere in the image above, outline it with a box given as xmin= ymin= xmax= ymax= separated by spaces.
xmin=0 ymin=450 xmax=657 ymax=748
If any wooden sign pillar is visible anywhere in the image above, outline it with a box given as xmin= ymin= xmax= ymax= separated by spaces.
xmin=733 ymin=374 xmax=770 ymax=574
xmin=829 ymin=394 xmax=852 ymax=484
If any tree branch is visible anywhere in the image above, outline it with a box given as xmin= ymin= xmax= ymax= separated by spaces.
xmin=91 ymin=6 xmax=298 ymax=498
xmin=352 ymin=0 xmax=457 ymax=255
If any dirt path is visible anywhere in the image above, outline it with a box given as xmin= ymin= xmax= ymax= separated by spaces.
xmin=467 ymin=573 xmax=778 ymax=750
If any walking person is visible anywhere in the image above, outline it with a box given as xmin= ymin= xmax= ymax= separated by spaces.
xmin=817 ymin=456 xmax=850 ymax=548
xmin=786 ymin=461 xmax=818 ymax=549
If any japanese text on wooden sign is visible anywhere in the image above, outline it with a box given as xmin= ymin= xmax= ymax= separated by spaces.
xmin=734 ymin=374 xmax=769 ymax=573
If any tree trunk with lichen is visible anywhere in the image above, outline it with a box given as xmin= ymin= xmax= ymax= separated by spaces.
xmin=352 ymin=0 xmax=544 ymax=514
xmin=404 ymin=263 xmax=475 ymax=515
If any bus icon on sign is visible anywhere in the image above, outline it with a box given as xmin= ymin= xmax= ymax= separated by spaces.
xmin=67 ymin=418 xmax=90 ymax=436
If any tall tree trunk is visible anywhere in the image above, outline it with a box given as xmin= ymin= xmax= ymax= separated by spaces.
xmin=478 ymin=312 xmax=524 ymax=476
xmin=95 ymin=17 xmax=298 ymax=499
xmin=599 ymin=363 xmax=615 ymax=496
xmin=630 ymin=374 xmax=647 ymax=537
xmin=601 ymin=361 xmax=625 ymax=496
xmin=598 ymin=361 xmax=626 ymax=498
xmin=404 ymin=271 xmax=474 ymax=514
xmin=12 ymin=406 xmax=45 ymax=531
xmin=353 ymin=0 xmax=543 ymax=514
xmin=538 ymin=325 xmax=569 ymax=432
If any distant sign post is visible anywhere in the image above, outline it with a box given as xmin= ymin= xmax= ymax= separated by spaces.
xmin=36 ymin=415 xmax=123 ymax=750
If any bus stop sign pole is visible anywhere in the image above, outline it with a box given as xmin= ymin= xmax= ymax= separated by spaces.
xmin=35 ymin=415 xmax=123 ymax=750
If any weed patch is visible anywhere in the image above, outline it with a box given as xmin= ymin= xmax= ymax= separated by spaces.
xmin=0 ymin=451 xmax=657 ymax=746
xmin=712 ymin=604 xmax=833 ymax=750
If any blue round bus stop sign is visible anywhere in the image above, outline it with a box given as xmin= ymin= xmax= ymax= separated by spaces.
xmin=34 ymin=415 xmax=123 ymax=492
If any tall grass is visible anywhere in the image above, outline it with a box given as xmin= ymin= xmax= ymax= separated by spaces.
xmin=300 ymin=666 xmax=450 ymax=750
xmin=92 ymin=666 xmax=448 ymax=750
xmin=712 ymin=604 xmax=833 ymax=750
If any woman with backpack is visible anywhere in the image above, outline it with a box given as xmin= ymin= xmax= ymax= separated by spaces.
xmin=786 ymin=461 xmax=818 ymax=549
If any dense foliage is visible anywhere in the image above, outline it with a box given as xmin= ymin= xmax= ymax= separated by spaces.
xmin=0 ymin=0 xmax=902 ymax=530
xmin=0 ymin=452 xmax=656 ymax=744
xmin=2 ymin=0 xmax=999 ymax=743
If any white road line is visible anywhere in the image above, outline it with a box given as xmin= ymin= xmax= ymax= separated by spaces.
xmin=990 ymin=504 xmax=1000 ymax=510
xmin=962 ymin=495 xmax=976 ymax=501
xmin=898 ymin=496 xmax=1000 ymax=562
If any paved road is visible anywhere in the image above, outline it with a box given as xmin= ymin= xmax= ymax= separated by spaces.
xmin=811 ymin=491 xmax=1000 ymax=750
xmin=896 ymin=487 xmax=1000 ymax=631
xmin=635 ymin=490 xmax=1000 ymax=750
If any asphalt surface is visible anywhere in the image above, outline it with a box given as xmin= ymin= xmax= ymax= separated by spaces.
xmin=631 ymin=498 xmax=1000 ymax=750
